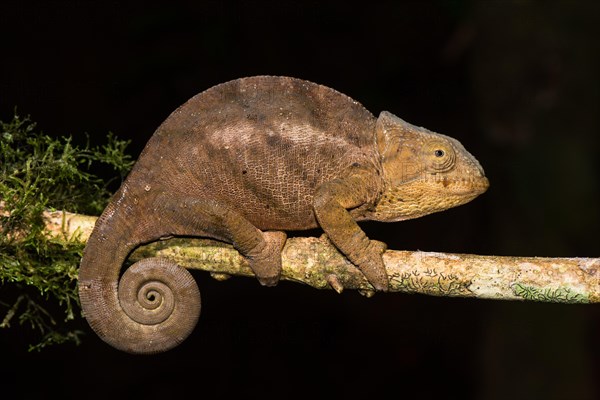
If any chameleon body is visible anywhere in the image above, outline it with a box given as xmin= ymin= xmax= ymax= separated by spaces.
xmin=78 ymin=76 xmax=489 ymax=353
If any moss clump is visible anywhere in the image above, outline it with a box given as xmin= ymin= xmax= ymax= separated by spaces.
xmin=0 ymin=112 xmax=133 ymax=350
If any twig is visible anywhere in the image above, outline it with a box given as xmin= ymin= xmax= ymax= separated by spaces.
xmin=43 ymin=210 xmax=600 ymax=303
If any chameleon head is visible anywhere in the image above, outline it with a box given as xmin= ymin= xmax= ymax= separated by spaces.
xmin=367 ymin=111 xmax=489 ymax=222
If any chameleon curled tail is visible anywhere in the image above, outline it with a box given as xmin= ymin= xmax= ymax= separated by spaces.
xmin=78 ymin=199 xmax=201 ymax=354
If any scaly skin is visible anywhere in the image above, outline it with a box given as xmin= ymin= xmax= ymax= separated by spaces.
xmin=78 ymin=76 xmax=489 ymax=353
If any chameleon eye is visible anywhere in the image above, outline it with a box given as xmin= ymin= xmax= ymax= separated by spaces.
xmin=422 ymin=140 xmax=455 ymax=172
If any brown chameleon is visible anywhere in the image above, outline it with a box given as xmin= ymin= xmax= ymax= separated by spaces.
xmin=78 ymin=76 xmax=489 ymax=354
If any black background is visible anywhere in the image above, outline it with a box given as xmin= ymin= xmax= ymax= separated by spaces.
xmin=1 ymin=1 xmax=599 ymax=399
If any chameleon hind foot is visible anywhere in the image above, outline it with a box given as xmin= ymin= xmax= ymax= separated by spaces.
xmin=248 ymin=230 xmax=287 ymax=287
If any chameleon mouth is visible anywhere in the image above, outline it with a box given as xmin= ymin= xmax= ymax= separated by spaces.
xmin=475 ymin=176 xmax=490 ymax=193
xmin=455 ymin=175 xmax=489 ymax=195
xmin=428 ymin=174 xmax=489 ymax=196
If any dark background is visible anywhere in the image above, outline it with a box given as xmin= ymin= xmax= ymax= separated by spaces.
xmin=1 ymin=1 xmax=599 ymax=399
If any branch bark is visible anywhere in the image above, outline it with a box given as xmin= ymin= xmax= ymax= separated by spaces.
xmin=45 ymin=209 xmax=599 ymax=303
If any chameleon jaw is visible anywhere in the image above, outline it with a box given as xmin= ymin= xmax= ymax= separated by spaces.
xmin=366 ymin=174 xmax=489 ymax=223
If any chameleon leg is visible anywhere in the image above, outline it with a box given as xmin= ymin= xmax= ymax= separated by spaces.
xmin=313 ymin=171 xmax=389 ymax=291
xmin=160 ymin=196 xmax=287 ymax=286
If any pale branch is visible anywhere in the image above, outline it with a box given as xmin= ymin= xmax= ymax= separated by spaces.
xmin=43 ymin=209 xmax=600 ymax=303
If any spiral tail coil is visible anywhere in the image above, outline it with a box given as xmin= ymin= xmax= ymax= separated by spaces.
xmin=80 ymin=257 xmax=201 ymax=354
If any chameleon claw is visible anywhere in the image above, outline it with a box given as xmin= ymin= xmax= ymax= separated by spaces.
xmin=359 ymin=289 xmax=376 ymax=298
xmin=326 ymin=274 xmax=344 ymax=294
xmin=210 ymin=272 xmax=231 ymax=281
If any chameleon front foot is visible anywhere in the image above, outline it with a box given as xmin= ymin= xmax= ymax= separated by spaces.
xmin=353 ymin=240 xmax=389 ymax=292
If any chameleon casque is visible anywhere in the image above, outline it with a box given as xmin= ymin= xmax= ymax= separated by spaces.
xmin=78 ymin=76 xmax=489 ymax=354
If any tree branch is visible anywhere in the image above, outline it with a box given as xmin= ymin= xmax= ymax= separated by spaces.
xmin=45 ymin=209 xmax=599 ymax=303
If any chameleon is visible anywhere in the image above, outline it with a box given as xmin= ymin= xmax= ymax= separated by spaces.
xmin=78 ymin=76 xmax=489 ymax=354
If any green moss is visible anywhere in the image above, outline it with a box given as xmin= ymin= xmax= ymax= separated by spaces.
xmin=0 ymin=112 xmax=133 ymax=350
xmin=511 ymin=283 xmax=589 ymax=304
